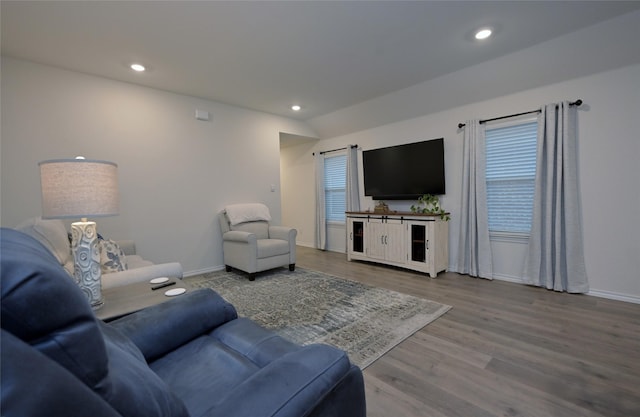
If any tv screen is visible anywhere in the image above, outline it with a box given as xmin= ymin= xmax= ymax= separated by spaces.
xmin=363 ymin=138 xmax=445 ymax=200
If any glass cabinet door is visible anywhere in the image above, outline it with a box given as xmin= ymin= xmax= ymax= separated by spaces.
xmin=352 ymin=220 xmax=364 ymax=253
xmin=410 ymin=224 xmax=426 ymax=263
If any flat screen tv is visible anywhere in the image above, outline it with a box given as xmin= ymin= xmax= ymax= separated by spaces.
xmin=363 ymin=138 xmax=445 ymax=200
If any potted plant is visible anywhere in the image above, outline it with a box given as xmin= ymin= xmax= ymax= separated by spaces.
xmin=410 ymin=194 xmax=450 ymax=220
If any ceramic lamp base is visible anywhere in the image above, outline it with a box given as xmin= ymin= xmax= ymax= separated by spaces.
xmin=71 ymin=220 xmax=103 ymax=310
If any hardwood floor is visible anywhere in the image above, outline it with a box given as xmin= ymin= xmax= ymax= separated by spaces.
xmin=295 ymin=246 xmax=640 ymax=417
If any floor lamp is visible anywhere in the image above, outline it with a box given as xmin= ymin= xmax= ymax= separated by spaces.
xmin=39 ymin=157 xmax=119 ymax=310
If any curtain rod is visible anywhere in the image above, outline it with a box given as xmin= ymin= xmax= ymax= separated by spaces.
xmin=312 ymin=144 xmax=358 ymax=156
xmin=457 ymin=99 xmax=583 ymax=129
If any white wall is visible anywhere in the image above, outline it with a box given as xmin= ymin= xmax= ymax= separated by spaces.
xmin=280 ymin=63 xmax=640 ymax=302
xmin=2 ymin=57 xmax=638 ymax=302
xmin=1 ymin=57 xmax=317 ymax=274
xmin=279 ymin=139 xmax=317 ymax=248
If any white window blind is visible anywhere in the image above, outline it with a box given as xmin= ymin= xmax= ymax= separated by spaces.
xmin=486 ymin=121 xmax=537 ymax=234
xmin=324 ymin=154 xmax=347 ymax=223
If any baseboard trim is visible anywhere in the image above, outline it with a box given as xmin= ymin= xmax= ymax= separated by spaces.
xmin=492 ymin=273 xmax=640 ymax=304
xmin=184 ymin=265 xmax=225 ymax=277
xmin=296 ymin=242 xmax=345 ymax=252
xmin=588 ymin=289 xmax=640 ymax=304
xmin=491 ymin=273 xmax=525 ymax=284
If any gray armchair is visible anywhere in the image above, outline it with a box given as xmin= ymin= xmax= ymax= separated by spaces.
xmin=218 ymin=204 xmax=296 ymax=281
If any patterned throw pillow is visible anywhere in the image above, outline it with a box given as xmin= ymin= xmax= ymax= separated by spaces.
xmin=99 ymin=239 xmax=128 ymax=273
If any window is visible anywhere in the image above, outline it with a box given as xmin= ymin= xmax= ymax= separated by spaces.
xmin=485 ymin=120 xmax=537 ymax=236
xmin=324 ymin=154 xmax=346 ymax=223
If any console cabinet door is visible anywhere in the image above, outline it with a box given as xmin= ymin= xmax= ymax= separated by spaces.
xmin=409 ymin=222 xmax=428 ymax=264
xmin=407 ymin=221 xmax=434 ymax=272
xmin=347 ymin=217 xmax=365 ymax=260
xmin=384 ymin=220 xmax=407 ymax=263
xmin=366 ymin=218 xmax=386 ymax=260
xmin=366 ymin=218 xmax=406 ymax=263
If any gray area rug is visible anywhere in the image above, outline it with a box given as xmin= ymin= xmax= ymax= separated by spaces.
xmin=186 ymin=267 xmax=451 ymax=369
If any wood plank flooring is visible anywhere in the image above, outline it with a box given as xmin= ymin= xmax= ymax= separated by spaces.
xmin=295 ymin=246 xmax=640 ymax=417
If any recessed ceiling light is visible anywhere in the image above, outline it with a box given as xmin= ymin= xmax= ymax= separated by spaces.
xmin=291 ymin=105 xmax=301 ymax=111
xmin=475 ymin=28 xmax=492 ymax=40
xmin=130 ymin=63 xmax=146 ymax=72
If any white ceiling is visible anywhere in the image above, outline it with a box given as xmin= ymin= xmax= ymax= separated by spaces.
xmin=2 ymin=1 xmax=640 ymax=123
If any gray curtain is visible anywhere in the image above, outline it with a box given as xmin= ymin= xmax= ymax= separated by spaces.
xmin=314 ymin=152 xmax=327 ymax=250
xmin=345 ymin=145 xmax=360 ymax=212
xmin=453 ymin=120 xmax=493 ymax=279
xmin=523 ymin=102 xmax=588 ymax=293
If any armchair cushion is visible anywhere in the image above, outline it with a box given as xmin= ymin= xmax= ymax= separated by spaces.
xmin=257 ymin=239 xmax=290 ymax=258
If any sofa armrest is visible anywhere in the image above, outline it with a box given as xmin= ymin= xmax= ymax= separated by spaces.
xmin=101 ymin=262 xmax=183 ymax=290
xmin=204 ymin=344 xmax=365 ymax=417
xmin=222 ymin=230 xmax=257 ymax=244
xmin=268 ymin=226 xmax=297 ymax=242
xmin=109 ymin=289 xmax=237 ymax=362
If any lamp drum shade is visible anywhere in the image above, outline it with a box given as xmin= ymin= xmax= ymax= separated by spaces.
xmin=39 ymin=159 xmax=119 ymax=219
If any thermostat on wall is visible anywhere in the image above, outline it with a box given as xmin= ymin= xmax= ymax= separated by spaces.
xmin=195 ymin=109 xmax=210 ymax=121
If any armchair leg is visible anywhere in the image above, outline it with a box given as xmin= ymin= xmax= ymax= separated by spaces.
xmin=248 ymin=273 xmax=256 ymax=282
xmin=289 ymin=263 xmax=295 ymax=272
xmin=225 ymin=265 xmax=232 ymax=272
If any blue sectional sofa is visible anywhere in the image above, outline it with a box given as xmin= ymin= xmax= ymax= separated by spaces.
xmin=0 ymin=228 xmax=366 ymax=417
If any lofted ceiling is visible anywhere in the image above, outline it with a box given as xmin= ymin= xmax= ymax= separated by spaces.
xmin=2 ymin=1 xmax=640 ymax=124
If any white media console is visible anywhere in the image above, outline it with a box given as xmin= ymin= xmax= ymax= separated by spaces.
xmin=346 ymin=212 xmax=449 ymax=277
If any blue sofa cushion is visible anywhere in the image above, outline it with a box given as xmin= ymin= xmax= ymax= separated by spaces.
xmin=150 ymin=317 xmax=352 ymax=417
xmin=208 ymin=317 xmax=302 ymax=367
xmin=1 ymin=228 xmax=109 ymax=389
xmin=1 ymin=329 xmax=121 ymax=417
xmin=99 ymin=323 xmax=189 ymax=417
xmin=1 ymin=228 xmax=188 ymax=417
xmin=110 ymin=288 xmax=238 ymax=361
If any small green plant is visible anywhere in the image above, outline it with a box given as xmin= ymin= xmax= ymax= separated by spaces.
xmin=410 ymin=194 xmax=450 ymax=221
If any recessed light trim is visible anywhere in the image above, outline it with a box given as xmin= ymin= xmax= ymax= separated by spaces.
xmin=291 ymin=105 xmax=301 ymax=111
xmin=475 ymin=28 xmax=492 ymax=40
xmin=130 ymin=63 xmax=146 ymax=72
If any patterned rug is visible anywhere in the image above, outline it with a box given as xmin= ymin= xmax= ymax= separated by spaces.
xmin=186 ymin=267 xmax=451 ymax=369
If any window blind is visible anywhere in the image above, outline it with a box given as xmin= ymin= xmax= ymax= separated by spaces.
xmin=324 ymin=155 xmax=346 ymax=223
xmin=486 ymin=121 xmax=537 ymax=233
